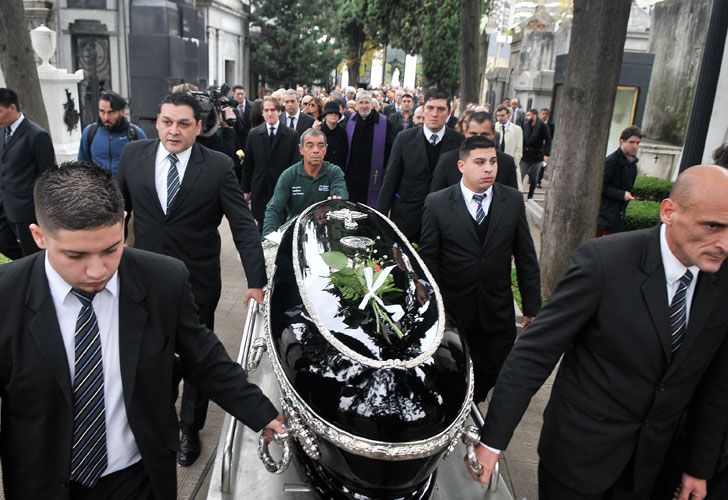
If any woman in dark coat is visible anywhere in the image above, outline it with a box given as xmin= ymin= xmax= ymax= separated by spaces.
xmin=320 ymin=101 xmax=348 ymax=170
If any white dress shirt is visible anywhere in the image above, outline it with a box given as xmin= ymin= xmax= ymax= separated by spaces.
xmin=423 ymin=125 xmax=446 ymax=145
xmin=5 ymin=113 xmax=25 ymax=138
xmin=460 ymin=181 xmax=493 ymax=220
xmin=45 ymin=254 xmax=141 ymax=476
xmin=267 ymin=120 xmax=280 ymax=137
xmin=286 ymin=110 xmax=301 ymax=130
xmin=660 ymin=224 xmax=699 ymax=322
xmin=155 ymin=143 xmax=192 ymax=214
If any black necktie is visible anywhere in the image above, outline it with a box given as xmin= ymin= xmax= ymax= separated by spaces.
xmin=4 ymin=127 xmax=11 ymax=145
xmin=669 ymin=269 xmax=694 ymax=358
xmin=269 ymin=126 xmax=276 ymax=147
xmin=289 ymin=116 xmax=295 ymax=129
xmin=166 ymin=153 xmax=180 ymax=211
xmin=69 ymin=288 xmax=107 ymax=487
xmin=500 ymin=125 xmax=506 ymax=151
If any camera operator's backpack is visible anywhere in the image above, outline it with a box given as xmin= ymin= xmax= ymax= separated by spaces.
xmin=84 ymin=123 xmax=138 ymax=158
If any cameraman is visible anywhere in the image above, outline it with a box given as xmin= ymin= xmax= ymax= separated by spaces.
xmin=196 ymin=87 xmax=238 ymax=169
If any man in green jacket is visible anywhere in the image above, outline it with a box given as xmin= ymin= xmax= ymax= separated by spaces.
xmin=263 ymin=128 xmax=348 ymax=236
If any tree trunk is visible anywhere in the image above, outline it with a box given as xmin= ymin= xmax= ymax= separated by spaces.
xmin=0 ymin=0 xmax=50 ymax=132
xmin=347 ymin=59 xmax=360 ymax=88
xmin=539 ymin=0 xmax=632 ymax=298
xmin=459 ymin=0 xmax=480 ymax=113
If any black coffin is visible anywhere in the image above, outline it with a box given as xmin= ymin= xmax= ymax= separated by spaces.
xmin=266 ymin=200 xmax=473 ymax=499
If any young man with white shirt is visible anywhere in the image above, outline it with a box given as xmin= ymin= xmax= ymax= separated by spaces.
xmin=495 ymin=104 xmax=523 ymax=168
xmin=0 ymin=162 xmax=283 ymax=498
xmin=118 ymin=92 xmax=268 ymax=467
xmin=282 ymin=89 xmax=314 ymax=135
xmin=377 ymin=88 xmax=464 ymax=242
xmin=420 ymin=135 xmax=541 ymax=402
xmin=470 ymin=165 xmax=728 ymax=500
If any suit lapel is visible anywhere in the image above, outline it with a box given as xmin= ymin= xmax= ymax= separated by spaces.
xmin=271 ymin=125 xmax=286 ymax=151
xmin=639 ymin=228 xmax=671 ymax=362
xmin=1 ymin=119 xmax=27 ymax=158
xmin=168 ymin=143 xmax=204 ymax=215
xmin=117 ymin=251 xmax=149 ymax=410
xmin=450 ymin=185 xmax=480 ymax=247
xmin=140 ymin=140 xmax=166 ymax=216
xmin=667 ymin=271 xmax=720 ymax=373
xmin=482 ymin=184 xmax=506 ymax=249
xmin=413 ymin=127 xmax=428 ymax=173
xmin=26 ymin=253 xmax=74 ymax=409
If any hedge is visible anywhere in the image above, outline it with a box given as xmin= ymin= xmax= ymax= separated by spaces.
xmin=633 ymin=176 xmax=673 ymax=202
xmin=624 ymin=200 xmax=662 ymax=230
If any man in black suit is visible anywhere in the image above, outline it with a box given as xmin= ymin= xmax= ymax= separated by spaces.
xmin=521 ymin=108 xmax=551 ymax=200
xmin=430 ymin=111 xmax=518 ymax=192
xmin=0 ymin=162 xmax=283 ymax=499
xmin=242 ymin=96 xmax=301 ymax=229
xmin=420 ymin=136 xmax=540 ymax=403
xmin=377 ymin=88 xmax=463 ymax=242
xmin=118 ymin=92 xmax=268 ymax=466
xmin=509 ymin=98 xmax=525 ymax=127
xmin=536 ymin=107 xmax=555 ymax=188
xmin=232 ymin=85 xmax=252 ymax=153
xmin=282 ymin=89 xmax=314 ymax=135
xmin=0 ymin=87 xmax=55 ymax=259
xmin=388 ymin=92 xmax=416 ymax=138
xmin=597 ymin=126 xmax=641 ymax=237
xmin=471 ymin=165 xmax=728 ymax=500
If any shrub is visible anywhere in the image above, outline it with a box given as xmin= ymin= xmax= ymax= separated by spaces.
xmin=624 ymin=200 xmax=661 ymax=230
xmin=0 ymin=253 xmax=10 ymax=265
xmin=633 ymin=176 xmax=673 ymax=202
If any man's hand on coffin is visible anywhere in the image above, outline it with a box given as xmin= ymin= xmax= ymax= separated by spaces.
xmin=244 ymin=287 xmax=264 ymax=306
xmin=466 ymin=443 xmax=499 ymax=485
xmin=262 ymin=414 xmax=287 ymax=445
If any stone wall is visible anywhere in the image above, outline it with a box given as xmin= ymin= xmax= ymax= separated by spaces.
xmin=641 ymin=0 xmax=712 ymax=145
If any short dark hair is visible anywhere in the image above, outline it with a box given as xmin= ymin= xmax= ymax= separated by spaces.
xmin=300 ymin=127 xmax=327 ymax=147
xmin=424 ymin=88 xmax=451 ymax=110
xmin=620 ymin=126 xmax=643 ymax=142
xmin=540 ymin=108 xmax=550 ymax=114
xmin=161 ymin=92 xmax=201 ymax=122
xmin=495 ymin=104 xmax=509 ymax=114
xmin=232 ymin=85 xmax=245 ymax=92
xmin=468 ymin=111 xmax=494 ymax=127
xmin=527 ymin=108 xmax=539 ymax=115
xmin=0 ymin=88 xmax=21 ymax=111
xmin=34 ymin=161 xmax=125 ymax=234
xmin=459 ymin=135 xmax=496 ymax=160
xmin=402 ymin=93 xmax=414 ymax=100
xmin=713 ymin=143 xmax=728 ymax=169
xmin=99 ymin=91 xmax=127 ymax=111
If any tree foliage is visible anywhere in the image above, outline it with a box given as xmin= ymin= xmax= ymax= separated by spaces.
xmin=250 ymin=0 xmax=338 ymax=89
xmin=421 ymin=0 xmax=461 ymax=92
xmin=328 ymin=0 xmax=368 ymax=87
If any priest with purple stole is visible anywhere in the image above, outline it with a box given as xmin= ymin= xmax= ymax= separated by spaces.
xmin=345 ymin=90 xmax=390 ymax=207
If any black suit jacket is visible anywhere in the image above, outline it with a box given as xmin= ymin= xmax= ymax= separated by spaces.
xmin=446 ymin=114 xmax=458 ymax=129
xmin=0 ymin=249 xmax=277 ymax=500
xmin=242 ymin=122 xmax=300 ymax=225
xmin=286 ymin=112 xmax=314 ymax=136
xmin=482 ymin=227 xmax=728 ymax=494
xmin=429 ymin=149 xmax=519 ymax=192
xmin=118 ymin=140 xmax=266 ymax=303
xmin=233 ymin=99 xmax=253 ymax=151
xmin=420 ymin=183 xmax=540 ymax=333
xmin=377 ymin=126 xmax=464 ymax=240
xmin=0 ymin=118 xmax=55 ymax=222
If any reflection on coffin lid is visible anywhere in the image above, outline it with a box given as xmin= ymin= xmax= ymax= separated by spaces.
xmin=267 ymin=200 xmax=472 ymax=498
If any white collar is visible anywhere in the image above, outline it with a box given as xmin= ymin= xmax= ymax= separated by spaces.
xmin=660 ymin=224 xmax=699 ymax=286
xmin=423 ymin=125 xmax=446 ymax=143
xmin=287 ymin=110 xmax=300 ymax=121
xmin=7 ymin=113 xmax=25 ymax=134
xmin=156 ymin=142 xmax=192 ymax=166
xmin=267 ymin=120 xmax=280 ymax=131
xmin=460 ymin=180 xmax=493 ymax=202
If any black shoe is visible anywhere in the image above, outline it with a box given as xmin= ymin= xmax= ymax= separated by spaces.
xmin=178 ymin=430 xmax=201 ymax=466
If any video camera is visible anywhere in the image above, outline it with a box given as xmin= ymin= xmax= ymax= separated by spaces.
xmin=192 ymin=83 xmax=237 ymax=134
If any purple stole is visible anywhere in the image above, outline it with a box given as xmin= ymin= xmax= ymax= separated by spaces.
xmin=346 ymin=113 xmax=387 ymax=207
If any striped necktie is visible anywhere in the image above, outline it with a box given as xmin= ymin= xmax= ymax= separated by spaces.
xmin=166 ymin=153 xmax=180 ymax=211
xmin=4 ymin=127 xmax=11 ymax=145
xmin=473 ymin=193 xmax=486 ymax=224
xmin=669 ymin=269 xmax=694 ymax=358
xmin=69 ymin=288 xmax=107 ymax=487
xmin=430 ymin=133 xmax=438 ymax=146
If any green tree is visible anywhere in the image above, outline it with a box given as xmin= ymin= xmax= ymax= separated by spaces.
xmin=329 ymin=0 xmax=369 ymax=88
xmin=421 ymin=0 xmax=460 ymax=92
xmin=250 ymin=0 xmax=337 ymax=89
